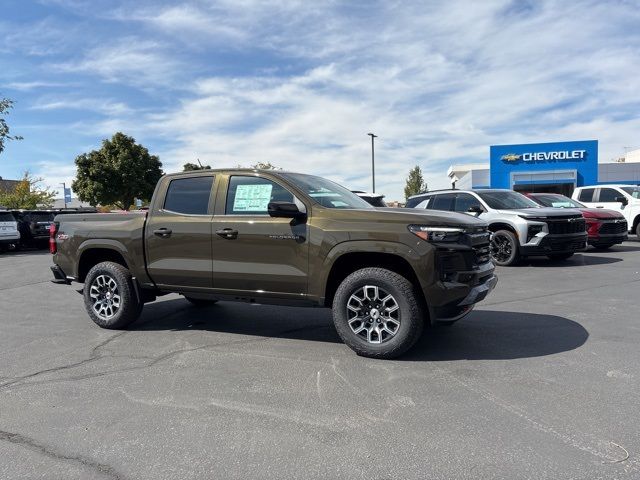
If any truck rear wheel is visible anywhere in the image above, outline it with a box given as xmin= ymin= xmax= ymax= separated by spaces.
xmin=332 ymin=268 xmax=424 ymax=359
xmin=83 ymin=261 xmax=143 ymax=329
xmin=490 ymin=230 xmax=520 ymax=266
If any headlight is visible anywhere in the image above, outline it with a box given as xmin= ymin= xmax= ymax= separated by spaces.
xmin=408 ymin=225 xmax=463 ymax=242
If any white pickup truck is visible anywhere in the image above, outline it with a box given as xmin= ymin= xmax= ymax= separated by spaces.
xmin=572 ymin=185 xmax=640 ymax=239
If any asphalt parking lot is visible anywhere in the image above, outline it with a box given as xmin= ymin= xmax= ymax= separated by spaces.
xmin=1 ymin=246 xmax=639 ymax=480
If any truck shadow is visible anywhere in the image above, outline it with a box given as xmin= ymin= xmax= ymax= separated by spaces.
xmin=406 ymin=310 xmax=588 ymax=361
xmin=515 ymin=253 xmax=621 ymax=267
xmin=136 ymin=301 xmax=588 ymax=361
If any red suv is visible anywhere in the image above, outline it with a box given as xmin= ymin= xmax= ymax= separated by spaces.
xmin=526 ymin=193 xmax=627 ymax=249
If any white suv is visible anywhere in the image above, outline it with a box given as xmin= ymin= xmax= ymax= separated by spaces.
xmin=0 ymin=210 xmax=20 ymax=252
xmin=572 ymin=185 xmax=640 ymax=239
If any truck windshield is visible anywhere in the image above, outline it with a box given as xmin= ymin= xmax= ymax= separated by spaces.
xmin=531 ymin=194 xmax=584 ymax=208
xmin=476 ymin=191 xmax=540 ymax=210
xmin=279 ymin=173 xmax=373 ymax=209
xmin=621 ymin=187 xmax=640 ymax=199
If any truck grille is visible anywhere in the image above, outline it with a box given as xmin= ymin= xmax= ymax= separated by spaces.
xmin=549 ymin=238 xmax=586 ymax=252
xmin=599 ymin=220 xmax=627 ymax=235
xmin=546 ymin=218 xmax=586 ymax=234
xmin=465 ymin=230 xmax=492 ymax=265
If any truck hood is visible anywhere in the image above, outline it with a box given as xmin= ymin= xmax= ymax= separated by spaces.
xmin=496 ymin=207 xmax=583 ymax=219
xmin=578 ymin=208 xmax=625 ymax=219
xmin=343 ymin=207 xmax=488 ymax=228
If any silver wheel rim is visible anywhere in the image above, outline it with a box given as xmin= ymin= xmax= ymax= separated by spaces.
xmin=346 ymin=285 xmax=400 ymax=344
xmin=89 ymin=274 xmax=121 ymax=320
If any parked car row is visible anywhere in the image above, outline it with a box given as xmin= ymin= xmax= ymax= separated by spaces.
xmin=0 ymin=208 xmax=97 ymax=252
xmin=406 ymin=186 xmax=629 ymax=266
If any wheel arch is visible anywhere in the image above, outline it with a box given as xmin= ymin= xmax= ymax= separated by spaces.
xmin=323 ymin=251 xmax=423 ymax=308
xmin=78 ymin=248 xmax=129 ymax=282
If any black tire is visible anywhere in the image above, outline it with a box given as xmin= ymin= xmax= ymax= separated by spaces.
xmin=332 ymin=268 xmax=424 ymax=359
xmin=547 ymin=252 xmax=574 ymax=261
xmin=83 ymin=261 xmax=143 ymax=329
xmin=184 ymin=296 xmax=219 ymax=307
xmin=636 ymin=222 xmax=640 ymax=240
xmin=490 ymin=229 xmax=520 ymax=266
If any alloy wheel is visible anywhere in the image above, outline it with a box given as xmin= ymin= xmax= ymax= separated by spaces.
xmin=89 ymin=274 xmax=121 ymax=320
xmin=346 ymin=285 xmax=400 ymax=344
xmin=490 ymin=233 xmax=513 ymax=263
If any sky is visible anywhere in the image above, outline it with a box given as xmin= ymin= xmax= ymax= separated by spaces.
xmin=1 ymin=0 xmax=639 ymax=201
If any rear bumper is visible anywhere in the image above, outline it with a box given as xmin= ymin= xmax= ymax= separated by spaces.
xmin=50 ymin=264 xmax=71 ymax=285
xmin=519 ymin=233 xmax=587 ymax=256
xmin=0 ymin=236 xmax=20 ymax=245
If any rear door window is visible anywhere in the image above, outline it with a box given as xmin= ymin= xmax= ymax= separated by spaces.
xmin=405 ymin=195 xmax=428 ymax=208
xmin=163 ymin=176 xmax=214 ymax=215
xmin=577 ymin=188 xmax=595 ymax=202
xmin=431 ymin=194 xmax=456 ymax=211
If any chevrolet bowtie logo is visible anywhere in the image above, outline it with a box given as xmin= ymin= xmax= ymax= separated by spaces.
xmin=501 ymin=153 xmax=521 ymax=162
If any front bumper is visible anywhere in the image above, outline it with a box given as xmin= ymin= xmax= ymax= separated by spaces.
xmin=588 ymin=232 xmax=627 ymax=247
xmin=519 ymin=233 xmax=587 ymax=256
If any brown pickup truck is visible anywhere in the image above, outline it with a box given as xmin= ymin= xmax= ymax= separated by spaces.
xmin=50 ymin=170 xmax=497 ymax=358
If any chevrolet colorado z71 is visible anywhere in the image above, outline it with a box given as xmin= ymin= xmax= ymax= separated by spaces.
xmin=50 ymin=170 xmax=497 ymax=359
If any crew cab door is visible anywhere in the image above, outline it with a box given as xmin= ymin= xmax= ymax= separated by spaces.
xmin=592 ymin=187 xmax=627 ymax=216
xmin=211 ymin=174 xmax=309 ymax=300
xmin=144 ymin=174 xmax=216 ymax=289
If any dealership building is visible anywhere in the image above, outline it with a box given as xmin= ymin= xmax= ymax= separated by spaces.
xmin=448 ymin=140 xmax=640 ymax=196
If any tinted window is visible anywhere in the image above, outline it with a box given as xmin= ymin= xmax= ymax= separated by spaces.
xmin=598 ymin=188 xmax=620 ymax=202
xmin=0 ymin=212 xmax=15 ymax=222
xmin=226 ymin=176 xmax=294 ymax=215
xmin=406 ymin=195 xmax=430 ymax=208
xmin=530 ymin=194 xmax=583 ymax=208
xmin=163 ymin=176 xmax=214 ymax=215
xmin=476 ymin=191 xmax=539 ymax=209
xmin=27 ymin=212 xmax=55 ymax=222
xmin=454 ymin=193 xmax=482 ymax=213
xmin=431 ymin=194 xmax=456 ymax=211
xmin=415 ymin=196 xmax=432 ymax=209
xmin=578 ymin=188 xmax=595 ymax=202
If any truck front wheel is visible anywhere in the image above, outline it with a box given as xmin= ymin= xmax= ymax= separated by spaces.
xmin=332 ymin=268 xmax=424 ymax=359
xmin=83 ymin=261 xmax=143 ymax=329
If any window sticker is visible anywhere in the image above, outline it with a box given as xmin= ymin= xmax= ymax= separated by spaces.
xmin=233 ymin=184 xmax=273 ymax=212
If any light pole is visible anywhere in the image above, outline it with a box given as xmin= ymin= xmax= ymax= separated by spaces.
xmin=367 ymin=133 xmax=377 ymax=193
xmin=61 ymin=182 xmax=67 ymax=209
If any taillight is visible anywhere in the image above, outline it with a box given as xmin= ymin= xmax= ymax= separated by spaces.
xmin=49 ymin=222 xmax=57 ymax=254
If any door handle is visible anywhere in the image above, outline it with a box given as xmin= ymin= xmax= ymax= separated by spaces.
xmin=153 ymin=228 xmax=172 ymax=237
xmin=216 ymin=228 xmax=239 ymax=240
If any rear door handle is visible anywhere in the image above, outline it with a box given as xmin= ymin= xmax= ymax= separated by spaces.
xmin=153 ymin=228 xmax=172 ymax=237
xmin=216 ymin=228 xmax=238 ymax=240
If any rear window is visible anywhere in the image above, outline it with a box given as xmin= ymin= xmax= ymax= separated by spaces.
xmin=27 ymin=213 xmax=55 ymax=222
xmin=0 ymin=212 xmax=15 ymax=222
xmin=578 ymin=188 xmax=595 ymax=202
xmin=431 ymin=194 xmax=456 ymax=211
xmin=163 ymin=176 xmax=214 ymax=215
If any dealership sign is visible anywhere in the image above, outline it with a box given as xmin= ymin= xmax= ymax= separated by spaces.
xmin=501 ymin=150 xmax=587 ymax=163
xmin=490 ymin=140 xmax=598 ymax=189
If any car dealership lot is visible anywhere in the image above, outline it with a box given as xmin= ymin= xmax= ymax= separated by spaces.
xmin=1 ymin=248 xmax=639 ymax=479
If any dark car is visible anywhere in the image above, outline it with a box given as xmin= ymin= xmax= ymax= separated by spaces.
xmin=12 ymin=210 xmax=56 ymax=248
xmin=526 ymin=193 xmax=627 ymax=249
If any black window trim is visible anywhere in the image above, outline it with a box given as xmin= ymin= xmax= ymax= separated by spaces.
xmin=161 ymin=174 xmax=216 ymax=217
xmin=596 ymin=187 xmax=622 ymax=203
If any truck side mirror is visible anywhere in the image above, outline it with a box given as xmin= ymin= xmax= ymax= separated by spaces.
xmin=467 ymin=205 xmax=484 ymax=215
xmin=268 ymin=202 xmax=307 ymax=222
xmin=615 ymin=196 xmax=628 ymax=206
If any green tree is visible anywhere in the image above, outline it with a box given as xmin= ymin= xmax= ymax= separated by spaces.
xmin=183 ymin=161 xmax=211 ymax=171
xmin=0 ymin=172 xmax=56 ymax=209
xmin=404 ymin=165 xmax=428 ymax=200
xmin=72 ymin=132 xmax=163 ymax=210
xmin=0 ymin=96 xmax=23 ymax=155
